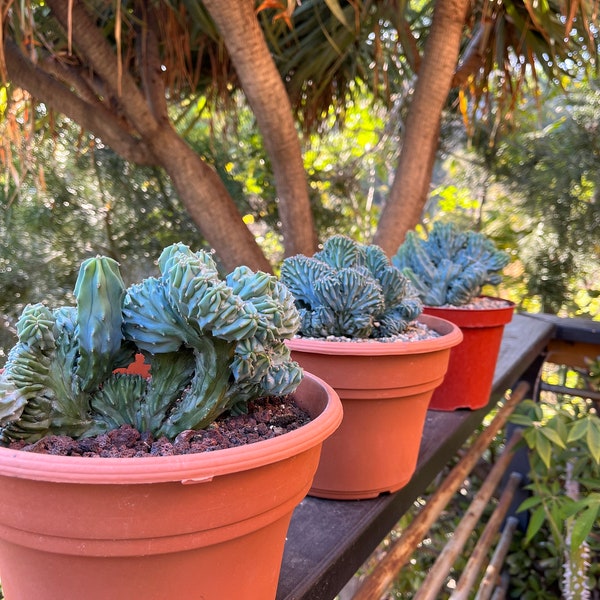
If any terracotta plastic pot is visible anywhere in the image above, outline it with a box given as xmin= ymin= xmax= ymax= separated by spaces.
xmin=285 ymin=315 xmax=462 ymax=500
xmin=0 ymin=373 xmax=342 ymax=600
xmin=424 ymin=298 xmax=515 ymax=411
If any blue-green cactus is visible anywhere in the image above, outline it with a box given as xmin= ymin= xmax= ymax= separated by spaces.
xmin=280 ymin=235 xmax=423 ymax=339
xmin=392 ymin=222 xmax=510 ymax=306
xmin=0 ymin=244 xmax=303 ymax=444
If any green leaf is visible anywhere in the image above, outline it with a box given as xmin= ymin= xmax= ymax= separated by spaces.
xmin=570 ymin=504 xmax=600 ymax=551
xmin=567 ymin=416 xmax=589 ymax=443
xmin=510 ymin=414 xmax=537 ymax=427
xmin=534 ymin=430 xmax=553 ymax=469
xmin=580 ymin=477 xmax=600 ymax=489
xmin=559 ymin=498 xmax=581 ymax=520
xmin=553 ymin=415 xmax=568 ymax=440
xmin=539 ymin=424 xmax=566 ymax=449
xmin=525 ymin=506 xmax=546 ymax=546
xmin=587 ymin=419 xmax=600 ymax=464
xmin=549 ymin=503 xmax=563 ymax=531
xmin=523 ymin=428 xmax=537 ymax=448
xmin=586 ymin=492 xmax=600 ymax=504
xmin=517 ymin=495 xmax=544 ymax=513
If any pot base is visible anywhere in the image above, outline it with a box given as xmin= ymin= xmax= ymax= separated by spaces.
xmin=0 ymin=514 xmax=291 ymax=600
xmin=308 ymin=392 xmax=432 ymax=500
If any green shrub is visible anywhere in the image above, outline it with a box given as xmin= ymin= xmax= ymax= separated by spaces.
xmin=508 ymin=393 xmax=600 ymax=598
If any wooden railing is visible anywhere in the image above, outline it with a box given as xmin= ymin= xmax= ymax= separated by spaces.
xmin=276 ymin=312 xmax=600 ymax=600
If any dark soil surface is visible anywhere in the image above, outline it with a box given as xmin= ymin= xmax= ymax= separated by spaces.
xmin=8 ymin=395 xmax=311 ymax=458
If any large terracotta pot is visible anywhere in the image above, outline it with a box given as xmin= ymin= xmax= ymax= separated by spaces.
xmin=424 ymin=297 xmax=515 ymax=411
xmin=285 ymin=315 xmax=462 ymax=500
xmin=0 ymin=373 xmax=342 ymax=600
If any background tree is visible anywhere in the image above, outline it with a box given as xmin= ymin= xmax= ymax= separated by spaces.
xmin=491 ymin=83 xmax=600 ymax=314
xmin=2 ymin=0 xmax=597 ymax=269
xmin=418 ymin=75 xmax=600 ymax=317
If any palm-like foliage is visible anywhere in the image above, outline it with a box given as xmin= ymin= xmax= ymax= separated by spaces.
xmin=2 ymin=1 xmax=597 ymax=133
xmin=455 ymin=1 xmax=599 ymax=135
xmin=251 ymin=1 xmax=598 ymax=130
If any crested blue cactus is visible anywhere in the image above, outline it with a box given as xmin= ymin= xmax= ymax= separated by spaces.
xmin=280 ymin=235 xmax=423 ymax=339
xmin=0 ymin=244 xmax=303 ymax=444
xmin=392 ymin=222 xmax=510 ymax=306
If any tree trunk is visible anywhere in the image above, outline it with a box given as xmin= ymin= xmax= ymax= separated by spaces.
xmin=202 ymin=0 xmax=317 ymax=258
xmin=373 ymin=0 xmax=471 ymax=257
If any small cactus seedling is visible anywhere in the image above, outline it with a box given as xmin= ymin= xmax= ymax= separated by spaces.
xmin=392 ymin=222 xmax=510 ymax=306
xmin=0 ymin=244 xmax=303 ymax=444
xmin=280 ymin=235 xmax=422 ymax=339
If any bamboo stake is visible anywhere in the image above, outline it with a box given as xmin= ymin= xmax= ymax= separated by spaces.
xmin=490 ymin=571 xmax=510 ymax=600
xmin=449 ymin=472 xmax=523 ymax=600
xmin=352 ymin=381 xmax=529 ymax=600
xmin=475 ymin=517 xmax=519 ymax=600
xmin=412 ymin=433 xmax=523 ymax=600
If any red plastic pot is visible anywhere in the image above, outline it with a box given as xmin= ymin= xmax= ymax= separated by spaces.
xmin=286 ymin=315 xmax=462 ymax=500
xmin=0 ymin=373 xmax=342 ymax=600
xmin=424 ymin=297 xmax=515 ymax=411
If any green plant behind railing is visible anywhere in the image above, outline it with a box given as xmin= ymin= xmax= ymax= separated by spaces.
xmin=585 ymin=355 xmax=600 ymax=391
xmin=509 ymin=396 xmax=600 ymax=599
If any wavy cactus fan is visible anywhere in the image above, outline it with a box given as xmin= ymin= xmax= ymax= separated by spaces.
xmin=280 ymin=236 xmax=422 ymax=338
xmin=0 ymin=244 xmax=303 ymax=444
xmin=392 ymin=222 xmax=510 ymax=306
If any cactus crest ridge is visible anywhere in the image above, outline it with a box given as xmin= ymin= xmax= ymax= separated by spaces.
xmin=392 ymin=222 xmax=510 ymax=306
xmin=281 ymin=235 xmax=423 ymax=339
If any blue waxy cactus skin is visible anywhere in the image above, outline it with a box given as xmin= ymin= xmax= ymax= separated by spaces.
xmin=0 ymin=244 xmax=303 ymax=444
xmin=392 ymin=222 xmax=510 ymax=306
xmin=280 ymin=235 xmax=423 ymax=339
xmin=75 ymin=256 xmax=127 ymax=393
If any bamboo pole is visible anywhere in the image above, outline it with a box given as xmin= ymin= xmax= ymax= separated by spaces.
xmin=352 ymin=381 xmax=529 ymax=600
xmin=449 ymin=472 xmax=523 ymax=600
xmin=412 ymin=433 xmax=523 ymax=600
xmin=476 ymin=517 xmax=519 ymax=600
xmin=490 ymin=571 xmax=511 ymax=600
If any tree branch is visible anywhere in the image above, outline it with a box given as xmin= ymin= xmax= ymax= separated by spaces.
xmin=45 ymin=0 xmax=160 ymax=137
xmin=374 ymin=0 xmax=472 ymax=255
xmin=40 ymin=55 xmax=111 ymax=110
xmin=4 ymin=38 xmax=155 ymax=165
xmin=202 ymin=0 xmax=317 ymax=257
